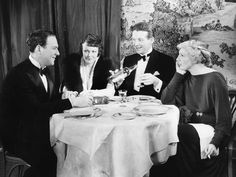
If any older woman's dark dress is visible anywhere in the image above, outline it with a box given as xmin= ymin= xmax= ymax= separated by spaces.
xmin=151 ymin=72 xmax=231 ymax=177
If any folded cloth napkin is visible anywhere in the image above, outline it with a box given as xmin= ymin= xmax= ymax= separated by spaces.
xmin=153 ymin=71 xmax=160 ymax=76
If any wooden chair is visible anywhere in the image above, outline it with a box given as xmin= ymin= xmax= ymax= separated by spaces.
xmin=0 ymin=144 xmax=5 ymax=177
xmin=227 ymin=89 xmax=236 ymax=177
xmin=0 ymin=140 xmax=31 ymax=177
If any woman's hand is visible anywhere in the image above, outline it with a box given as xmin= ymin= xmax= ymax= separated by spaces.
xmin=203 ymin=144 xmax=217 ymax=159
xmin=176 ymin=62 xmax=186 ymax=75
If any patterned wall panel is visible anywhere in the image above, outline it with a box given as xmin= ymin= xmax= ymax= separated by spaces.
xmin=121 ymin=0 xmax=236 ymax=88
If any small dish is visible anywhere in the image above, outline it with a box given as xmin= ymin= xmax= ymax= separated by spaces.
xmin=112 ymin=112 xmax=136 ymax=120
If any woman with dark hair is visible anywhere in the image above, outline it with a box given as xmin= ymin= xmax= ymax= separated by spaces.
xmin=62 ymin=34 xmax=115 ymax=98
xmin=151 ymin=40 xmax=231 ymax=177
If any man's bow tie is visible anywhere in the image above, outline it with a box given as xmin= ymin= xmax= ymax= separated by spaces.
xmin=139 ymin=53 xmax=151 ymax=62
xmin=39 ymin=68 xmax=47 ymax=76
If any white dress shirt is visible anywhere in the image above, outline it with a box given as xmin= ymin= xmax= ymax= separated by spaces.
xmin=80 ymin=58 xmax=98 ymax=91
xmin=133 ymin=48 xmax=163 ymax=92
xmin=134 ymin=56 xmax=149 ymax=92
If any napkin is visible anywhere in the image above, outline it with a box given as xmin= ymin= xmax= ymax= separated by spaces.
xmin=153 ymin=71 xmax=160 ymax=76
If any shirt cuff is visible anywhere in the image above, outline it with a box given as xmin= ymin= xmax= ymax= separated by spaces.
xmin=153 ymin=79 xmax=163 ymax=93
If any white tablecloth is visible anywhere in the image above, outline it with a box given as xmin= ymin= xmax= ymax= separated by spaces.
xmin=50 ymin=102 xmax=179 ymax=177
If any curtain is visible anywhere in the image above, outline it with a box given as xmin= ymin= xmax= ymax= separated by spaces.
xmin=0 ymin=0 xmax=121 ymax=90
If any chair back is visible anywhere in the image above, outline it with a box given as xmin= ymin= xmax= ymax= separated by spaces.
xmin=229 ymin=89 xmax=236 ymax=137
xmin=0 ymin=139 xmax=31 ymax=177
xmin=0 ymin=141 xmax=6 ymax=177
xmin=227 ymin=89 xmax=236 ymax=177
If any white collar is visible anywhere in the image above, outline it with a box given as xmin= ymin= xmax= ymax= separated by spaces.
xmin=29 ymin=55 xmax=46 ymax=69
xmin=141 ymin=48 xmax=153 ymax=57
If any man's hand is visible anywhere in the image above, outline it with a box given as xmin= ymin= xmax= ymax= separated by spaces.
xmin=140 ymin=73 xmax=160 ymax=86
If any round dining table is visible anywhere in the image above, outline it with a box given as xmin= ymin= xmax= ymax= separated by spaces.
xmin=50 ymin=97 xmax=179 ymax=177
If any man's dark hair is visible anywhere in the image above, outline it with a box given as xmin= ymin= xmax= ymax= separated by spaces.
xmin=131 ymin=22 xmax=153 ymax=39
xmin=26 ymin=29 xmax=55 ymax=52
xmin=80 ymin=33 xmax=103 ymax=56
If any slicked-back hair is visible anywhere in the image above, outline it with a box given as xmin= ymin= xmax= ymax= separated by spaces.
xmin=80 ymin=34 xmax=103 ymax=57
xmin=26 ymin=29 xmax=55 ymax=52
xmin=131 ymin=22 xmax=153 ymax=39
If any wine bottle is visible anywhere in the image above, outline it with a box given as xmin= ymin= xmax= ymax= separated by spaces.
xmin=108 ymin=64 xmax=137 ymax=83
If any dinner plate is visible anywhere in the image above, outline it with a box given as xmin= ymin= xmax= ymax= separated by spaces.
xmin=112 ymin=112 xmax=136 ymax=120
xmin=133 ymin=104 xmax=170 ymax=116
xmin=127 ymin=95 xmax=156 ymax=102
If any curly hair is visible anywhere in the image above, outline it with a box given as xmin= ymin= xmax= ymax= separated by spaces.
xmin=79 ymin=34 xmax=103 ymax=57
xmin=26 ymin=29 xmax=55 ymax=52
xmin=177 ymin=40 xmax=212 ymax=67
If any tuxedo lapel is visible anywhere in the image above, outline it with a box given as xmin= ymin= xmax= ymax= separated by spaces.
xmin=145 ymin=50 xmax=159 ymax=74
xmin=26 ymin=60 xmax=48 ymax=95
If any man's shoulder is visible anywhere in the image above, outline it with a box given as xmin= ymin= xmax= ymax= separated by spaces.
xmin=123 ymin=53 xmax=140 ymax=67
xmin=3 ymin=59 xmax=30 ymax=84
xmin=125 ymin=53 xmax=140 ymax=59
xmin=152 ymin=49 xmax=173 ymax=59
xmin=151 ymin=49 xmax=175 ymax=65
xmin=124 ymin=53 xmax=139 ymax=63
xmin=7 ymin=59 xmax=30 ymax=75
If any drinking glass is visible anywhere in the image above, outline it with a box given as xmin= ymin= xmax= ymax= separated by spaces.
xmin=118 ymin=90 xmax=127 ymax=103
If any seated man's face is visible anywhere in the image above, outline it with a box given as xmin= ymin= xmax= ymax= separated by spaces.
xmin=132 ymin=30 xmax=154 ymax=55
xmin=82 ymin=42 xmax=99 ymax=65
xmin=40 ymin=36 xmax=60 ymax=66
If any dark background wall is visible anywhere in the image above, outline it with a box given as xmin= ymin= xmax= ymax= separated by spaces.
xmin=0 ymin=0 xmax=121 ymax=90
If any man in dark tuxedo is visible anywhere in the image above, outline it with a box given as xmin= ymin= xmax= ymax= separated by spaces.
xmin=0 ymin=29 xmax=93 ymax=177
xmin=118 ymin=22 xmax=176 ymax=98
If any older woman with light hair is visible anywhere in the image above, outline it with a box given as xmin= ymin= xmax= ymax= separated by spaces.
xmin=151 ymin=40 xmax=231 ymax=177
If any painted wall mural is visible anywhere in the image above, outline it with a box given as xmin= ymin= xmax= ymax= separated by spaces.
xmin=121 ymin=0 xmax=236 ymax=89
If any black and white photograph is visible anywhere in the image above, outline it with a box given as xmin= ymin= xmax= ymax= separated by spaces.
xmin=0 ymin=0 xmax=236 ymax=177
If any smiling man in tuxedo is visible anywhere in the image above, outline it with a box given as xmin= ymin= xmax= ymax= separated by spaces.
xmin=118 ymin=22 xmax=176 ymax=98
xmin=0 ymin=29 xmax=93 ymax=177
